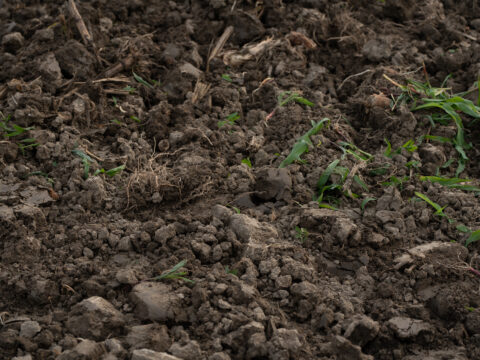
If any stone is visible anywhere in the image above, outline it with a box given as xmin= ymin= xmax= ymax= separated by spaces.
xmin=57 ymin=339 xmax=104 ymax=359
xmin=344 ymin=315 xmax=379 ymax=346
xmin=388 ymin=317 xmax=433 ymax=339
xmin=126 ymin=324 xmax=171 ymax=352
xmin=104 ymin=338 xmax=124 ymax=355
xmin=2 ymin=32 xmax=24 ymax=52
xmin=116 ymin=268 xmax=138 ymax=285
xmin=66 ymin=296 xmax=125 ymax=340
xmin=130 ymin=282 xmax=182 ymax=322
xmin=169 ymin=340 xmax=203 ymax=359
xmin=39 ymin=53 xmax=62 ymax=82
xmin=254 ymin=167 xmax=292 ymax=201
xmin=154 ymin=224 xmax=176 ymax=244
xmin=229 ymin=213 xmax=278 ymax=243
xmin=361 ymin=38 xmax=391 ymax=62
xmin=20 ymin=320 xmax=41 ymax=338
xmin=331 ymin=335 xmax=373 ymax=360
xmin=131 ymin=349 xmax=181 ymax=360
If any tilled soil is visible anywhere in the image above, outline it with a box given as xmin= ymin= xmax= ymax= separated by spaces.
xmin=1 ymin=0 xmax=480 ymax=359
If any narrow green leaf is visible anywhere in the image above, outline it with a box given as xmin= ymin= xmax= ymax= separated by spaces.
xmin=466 ymin=230 xmax=480 ymax=247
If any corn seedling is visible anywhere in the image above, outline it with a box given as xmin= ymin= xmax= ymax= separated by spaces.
xmin=419 ymin=176 xmax=480 ymax=192
xmin=123 ymin=85 xmax=136 ymax=94
xmin=294 ymin=226 xmax=309 ymax=242
xmin=0 ymin=114 xmax=34 ymax=137
xmin=466 ymin=229 xmax=480 ymax=247
xmin=266 ymin=91 xmax=314 ymax=121
xmin=17 ymin=138 xmax=39 ymax=155
xmin=279 ymin=118 xmax=329 ymax=168
xmin=218 ymin=112 xmax=240 ymax=128
xmin=72 ymin=149 xmax=93 ymax=179
xmin=28 ymin=171 xmax=54 ymax=185
xmin=225 ymin=266 xmax=238 ymax=276
xmin=93 ymin=165 xmax=126 ymax=177
xmin=414 ymin=192 xmax=452 ymax=222
xmin=336 ymin=141 xmax=373 ymax=161
xmin=241 ymin=157 xmax=252 ymax=168
xmin=153 ymin=260 xmax=193 ymax=283
xmin=382 ymin=175 xmax=409 ymax=190
xmin=361 ymin=197 xmax=376 ymax=213
xmin=221 ymin=74 xmax=233 ymax=82
xmin=133 ymin=71 xmax=155 ymax=89
xmin=384 ymin=138 xmax=418 ymax=158
xmin=386 ymin=74 xmax=479 ymax=176
xmin=130 ymin=115 xmax=141 ymax=123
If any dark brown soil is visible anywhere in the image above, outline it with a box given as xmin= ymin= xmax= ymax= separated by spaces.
xmin=1 ymin=0 xmax=480 ymax=359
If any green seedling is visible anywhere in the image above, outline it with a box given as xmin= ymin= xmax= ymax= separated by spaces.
xmin=72 ymin=149 xmax=93 ymax=179
xmin=279 ymin=118 xmax=329 ymax=168
xmin=133 ymin=72 xmax=155 ymax=89
xmin=368 ymin=164 xmax=391 ymax=176
xmin=0 ymin=115 xmax=34 ymax=138
xmin=382 ymin=175 xmax=409 ymax=190
xmin=130 ymin=115 xmax=141 ymax=123
xmin=111 ymin=119 xmax=123 ymax=125
xmin=153 ymin=260 xmax=193 ymax=283
xmin=361 ymin=197 xmax=376 ymax=213
xmin=226 ymin=204 xmax=241 ymax=214
xmin=316 ymin=159 xmax=343 ymax=204
xmin=386 ymin=74 xmax=479 ymax=176
xmin=17 ymin=138 xmax=39 ymax=155
xmin=465 ymin=306 xmax=476 ymax=312
xmin=294 ymin=226 xmax=309 ymax=242
xmin=266 ymin=91 xmax=314 ymax=121
xmin=414 ymin=192 xmax=451 ymax=221
xmin=466 ymin=230 xmax=480 ymax=247
xmin=384 ymin=138 xmax=418 ymax=158
xmin=28 ymin=171 xmax=54 ymax=185
xmin=337 ymin=141 xmax=373 ymax=161
xmin=218 ymin=112 xmax=240 ymax=128
xmin=241 ymin=157 xmax=252 ymax=168
xmin=93 ymin=165 xmax=126 ymax=177
xmin=456 ymin=224 xmax=471 ymax=233
xmin=112 ymin=96 xmax=118 ymax=106
xmin=123 ymin=85 xmax=136 ymax=94
xmin=225 ymin=266 xmax=238 ymax=276
xmin=419 ymin=176 xmax=480 ymax=192
xmin=221 ymin=74 xmax=233 ymax=82
xmin=406 ymin=160 xmax=420 ymax=170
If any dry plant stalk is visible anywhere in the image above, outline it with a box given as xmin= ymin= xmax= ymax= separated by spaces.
xmin=192 ymin=81 xmax=211 ymax=104
xmin=207 ymin=26 xmax=234 ymax=71
xmin=67 ymin=0 xmax=93 ymax=46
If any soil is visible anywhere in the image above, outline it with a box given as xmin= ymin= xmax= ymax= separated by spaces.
xmin=1 ymin=0 xmax=480 ymax=359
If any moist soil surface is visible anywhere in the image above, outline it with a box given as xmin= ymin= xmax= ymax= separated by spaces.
xmin=1 ymin=0 xmax=480 ymax=359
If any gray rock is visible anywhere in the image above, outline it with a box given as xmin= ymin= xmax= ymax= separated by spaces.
xmin=12 ymin=355 xmax=33 ymax=360
xmin=131 ymin=349 xmax=181 ymax=360
xmin=254 ymin=167 xmax=292 ymax=201
xmin=154 ymin=224 xmax=176 ymax=245
xmin=362 ymin=39 xmax=391 ymax=62
xmin=270 ymin=328 xmax=302 ymax=353
xmin=126 ymin=324 xmax=171 ymax=352
xmin=388 ymin=317 xmax=433 ymax=339
xmin=344 ymin=315 xmax=379 ymax=346
xmin=229 ymin=213 xmax=278 ymax=243
xmin=130 ymin=282 xmax=182 ymax=322
xmin=169 ymin=340 xmax=203 ymax=359
xmin=104 ymin=338 xmax=124 ymax=355
xmin=333 ymin=217 xmax=358 ymax=243
xmin=331 ymin=335 xmax=373 ymax=360
xmin=0 ymin=141 xmax=18 ymax=162
xmin=57 ymin=339 xmax=104 ymax=359
xmin=0 ymin=205 xmax=15 ymax=222
xmin=20 ymin=320 xmax=41 ymax=339
xmin=39 ymin=53 xmax=62 ymax=82
xmin=2 ymin=32 xmax=24 ymax=52
xmin=66 ymin=296 xmax=125 ymax=340
xmin=116 ymin=268 xmax=138 ymax=285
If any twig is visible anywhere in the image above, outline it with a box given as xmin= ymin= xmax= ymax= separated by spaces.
xmin=338 ymin=69 xmax=372 ymax=90
xmin=207 ymin=26 xmax=234 ymax=71
xmin=102 ymin=54 xmax=135 ymax=78
xmin=67 ymin=0 xmax=93 ymax=46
